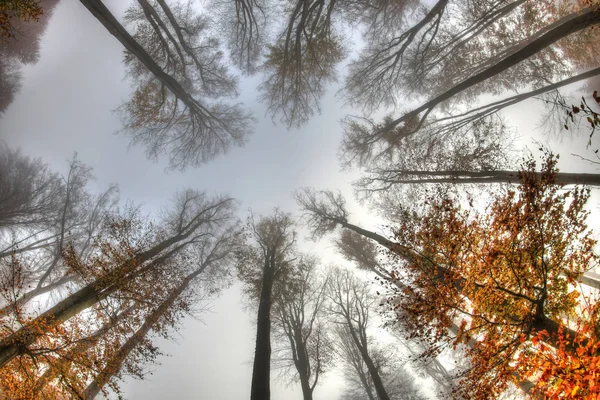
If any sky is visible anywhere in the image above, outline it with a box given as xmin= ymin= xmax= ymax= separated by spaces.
xmin=1 ymin=1 xmax=600 ymax=399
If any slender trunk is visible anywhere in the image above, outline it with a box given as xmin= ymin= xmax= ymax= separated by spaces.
xmin=294 ymin=334 xmax=312 ymax=400
xmin=358 ymin=366 xmax=377 ymax=400
xmin=78 ymin=0 xmax=200 ymax=111
xmin=431 ymin=66 xmax=600 ymax=129
xmin=84 ymin=263 xmax=208 ymax=399
xmin=250 ymin=251 xmax=275 ymax=400
xmin=0 ymin=228 xmax=195 ymax=368
xmin=380 ymin=7 xmax=600 ymax=136
xmin=371 ymin=170 xmax=600 ymax=186
xmin=347 ymin=326 xmax=390 ymax=400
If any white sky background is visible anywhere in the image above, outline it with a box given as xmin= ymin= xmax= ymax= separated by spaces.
xmin=1 ymin=0 xmax=600 ymax=399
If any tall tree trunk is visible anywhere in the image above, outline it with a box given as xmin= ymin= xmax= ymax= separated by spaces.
xmin=347 ymin=325 xmax=390 ymax=400
xmin=250 ymin=251 xmax=275 ymax=400
xmin=78 ymin=0 xmax=204 ymax=113
xmin=379 ymin=7 xmax=600 ymax=137
xmin=293 ymin=334 xmax=313 ymax=400
xmin=0 ymin=228 xmax=196 ymax=368
xmin=370 ymin=170 xmax=600 ymax=186
xmin=84 ymin=262 xmax=210 ymax=399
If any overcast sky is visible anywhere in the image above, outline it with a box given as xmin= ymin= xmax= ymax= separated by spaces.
xmin=1 ymin=1 xmax=600 ymax=399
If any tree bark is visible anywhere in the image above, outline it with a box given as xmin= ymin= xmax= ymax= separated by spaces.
xmin=370 ymin=170 xmax=600 ymax=186
xmin=250 ymin=250 xmax=275 ymax=400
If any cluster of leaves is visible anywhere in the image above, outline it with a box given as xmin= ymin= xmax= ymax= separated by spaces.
xmin=383 ymin=153 xmax=598 ymax=398
xmin=565 ymin=91 xmax=600 ymax=146
xmin=0 ymin=0 xmax=42 ymax=40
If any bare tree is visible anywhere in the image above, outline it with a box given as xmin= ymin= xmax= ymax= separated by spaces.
xmin=335 ymin=325 xmax=426 ymax=400
xmin=236 ymin=210 xmax=297 ymax=400
xmin=79 ymin=0 xmax=253 ymax=169
xmin=212 ymin=0 xmax=267 ymax=74
xmin=340 ymin=5 xmax=600 ymax=167
xmin=0 ymin=152 xmax=120 ymax=317
xmin=327 ymin=267 xmax=390 ymax=400
xmin=272 ymin=256 xmax=330 ymax=400
xmin=0 ymin=147 xmax=63 ymax=229
xmin=259 ymin=0 xmax=344 ymax=128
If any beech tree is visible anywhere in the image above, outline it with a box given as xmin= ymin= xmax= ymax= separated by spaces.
xmin=83 ymin=225 xmax=238 ymax=399
xmin=326 ymin=267 xmax=391 ymax=400
xmin=0 ymin=147 xmax=63 ymax=228
xmin=236 ymin=210 xmax=297 ymax=400
xmin=79 ymin=0 xmax=253 ymax=169
xmin=0 ymin=189 xmax=236 ymax=371
xmin=335 ymin=325 xmax=426 ymax=400
xmin=259 ymin=0 xmax=344 ymax=128
xmin=382 ymin=154 xmax=598 ymax=398
xmin=340 ymin=3 xmax=600 ymax=167
xmin=271 ymin=256 xmax=330 ymax=400
xmin=0 ymin=152 xmax=119 ymax=319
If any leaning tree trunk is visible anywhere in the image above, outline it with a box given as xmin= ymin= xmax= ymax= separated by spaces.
xmin=78 ymin=0 xmax=202 ymax=112
xmin=347 ymin=325 xmax=390 ymax=400
xmin=370 ymin=170 xmax=600 ymax=186
xmin=250 ymin=251 xmax=276 ymax=400
xmin=84 ymin=261 xmax=210 ymax=399
xmin=379 ymin=6 xmax=600 ymax=137
xmin=0 ymin=227 xmax=195 ymax=369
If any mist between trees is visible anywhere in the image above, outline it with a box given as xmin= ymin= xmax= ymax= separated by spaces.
xmin=1 ymin=0 xmax=600 ymax=398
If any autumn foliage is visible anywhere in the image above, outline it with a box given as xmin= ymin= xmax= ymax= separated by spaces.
xmin=0 ymin=0 xmax=42 ymax=40
xmin=384 ymin=153 xmax=599 ymax=398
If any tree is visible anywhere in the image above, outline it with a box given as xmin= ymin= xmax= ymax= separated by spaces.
xmin=326 ymin=267 xmax=391 ymax=400
xmin=271 ymin=256 xmax=330 ymax=400
xmin=340 ymin=4 xmax=600 ymax=167
xmin=79 ymin=0 xmax=253 ymax=169
xmin=236 ymin=210 xmax=297 ymax=400
xmin=0 ymin=189 xmax=236 ymax=369
xmin=0 ymin=152 xmax=119 ymax=319
xmin=83 ymin=225 xmax=238 ymax=399
xmin=0 ymin=146 xmax=63 ymax=229
xmin=383 ymin=153 xmax=598 ymax=398
xmin=295 ymin=183 xmax=594 ymax=355
xmin=259 ymin=0 xmax=344 ymax=128
xmin=335 ymin=325 xmax=426 ymax=400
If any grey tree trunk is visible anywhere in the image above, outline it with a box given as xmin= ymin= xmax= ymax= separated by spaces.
xmin=379 ymin=7 xmax=600 ymax=137
xmin=371 ymin=170 xmax=600 ymax=186
xmin=250 ymin=251 xmax=276 ymax=400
